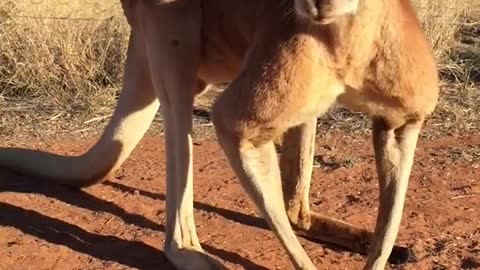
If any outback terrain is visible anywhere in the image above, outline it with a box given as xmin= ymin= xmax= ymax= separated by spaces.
xmin=1 ymin=0 xmax=479 ymax=269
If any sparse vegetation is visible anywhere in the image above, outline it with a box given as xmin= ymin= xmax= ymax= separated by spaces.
xmin=0 ymin=0 xmax=478 ymax=138
xmin=0 ymin=0 xmax=127 ymax=112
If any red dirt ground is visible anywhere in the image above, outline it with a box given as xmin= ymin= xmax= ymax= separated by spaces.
xmin=0 ymin=132 xmax=479 ymax=270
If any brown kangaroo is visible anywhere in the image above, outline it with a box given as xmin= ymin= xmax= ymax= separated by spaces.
xmin=0 ymin=0 xmax=439 ymax=269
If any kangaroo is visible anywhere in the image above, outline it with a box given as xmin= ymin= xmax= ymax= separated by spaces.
xmin=0 ymin=0 xmax=439 ymax=269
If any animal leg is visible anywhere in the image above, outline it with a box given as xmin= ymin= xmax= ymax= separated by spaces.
xmin=280 ymin=118 xmax=413 ymax=262
xmin=363 ymin=117 xmax=422 ymax=270
xmin=213 ymin=131 xmax=317 ymax=270
xmin=280 ymin=118 xmax=316 ymax=228
xmin=138 ymin=1 xmax=225 ymax=269
xmin=211 ymin=81 xmax=321 ymax=270
xmin=280 ymin=118 xmax=373 ymax=252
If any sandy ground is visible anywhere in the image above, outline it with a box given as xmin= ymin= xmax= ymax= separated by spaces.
xmin=0 ymin=131 xmax=479 ymax=270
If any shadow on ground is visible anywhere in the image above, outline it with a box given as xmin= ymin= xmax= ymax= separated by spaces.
xmin=0 ymin=172 xmax=269 ymax=270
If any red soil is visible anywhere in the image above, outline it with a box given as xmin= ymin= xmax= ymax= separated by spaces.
xmin=1 ymin=133 xmax=479 ymax=269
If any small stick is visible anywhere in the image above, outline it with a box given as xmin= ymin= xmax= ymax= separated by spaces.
xmin=83 ymin=114 xmax=113 ymax=124
xmin=451 ymin=194 xmax=478 ymax=200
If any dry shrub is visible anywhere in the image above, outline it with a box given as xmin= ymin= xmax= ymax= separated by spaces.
xmin=414 ymin=0 xmax=466 ymax=62
xmin=412 ymin=0 xmax=479 ymax=135
xmin=0 ymin=0 xmax=128 ymax=113
xmin=413 ymin=0 xmax=479 ymax=82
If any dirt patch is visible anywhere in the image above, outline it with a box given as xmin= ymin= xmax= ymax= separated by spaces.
xmin=0 ymin=132 xmax=479 ymax=270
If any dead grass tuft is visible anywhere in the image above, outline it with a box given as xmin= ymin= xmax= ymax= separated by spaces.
xmin=413 ymin=0 xmax=480 ymax=83
xmin=0 ymin=0 xmax=128 ymax=113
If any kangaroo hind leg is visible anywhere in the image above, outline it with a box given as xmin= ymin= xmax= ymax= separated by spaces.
xmin=138 ymin=1 xmax=225 ymax=269
xmin=363 ymin=117 xmax=423 ymax=270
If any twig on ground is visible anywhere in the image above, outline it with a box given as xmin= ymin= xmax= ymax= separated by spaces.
xmin=48 ymin=112 xmax=64 ymax=121
xmin=83 ymin=114 xmax=113 ymax=124
xmin=451 ymin=194 xmax=478 ymax=200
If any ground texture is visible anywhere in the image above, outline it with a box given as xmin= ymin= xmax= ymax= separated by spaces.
xmin=0 ymin=3 xmax=479 ymax=270
xmin=0 ymin=128 xmax=479 ymax=270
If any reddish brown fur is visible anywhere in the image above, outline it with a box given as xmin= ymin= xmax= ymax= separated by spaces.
xmin=0 ymin=0 xmax=439 ymax=269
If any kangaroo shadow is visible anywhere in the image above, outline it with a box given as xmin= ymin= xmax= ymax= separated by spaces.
xmin=103 ymin=181 xmax=270 ymax=231
xmin=0 ymin=202 xmax=173 ymax=270
xmin=102 ymin=181 xmax=415 ymax=265
xmin=102 ymin=181 xmax=357 ymax=254
xmin=0 ymin=172 xmax=269 ymax=270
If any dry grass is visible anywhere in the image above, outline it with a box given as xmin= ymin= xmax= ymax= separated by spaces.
xmin=0 ymin=0 xmax=127 ymax=113
xmin=411 ymin=0 xmax=480 ymax=137
xmin=0 ymin=0 xmax=479 ymax=139
xmin=413 ymin=0 xmax=480 ymax=83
